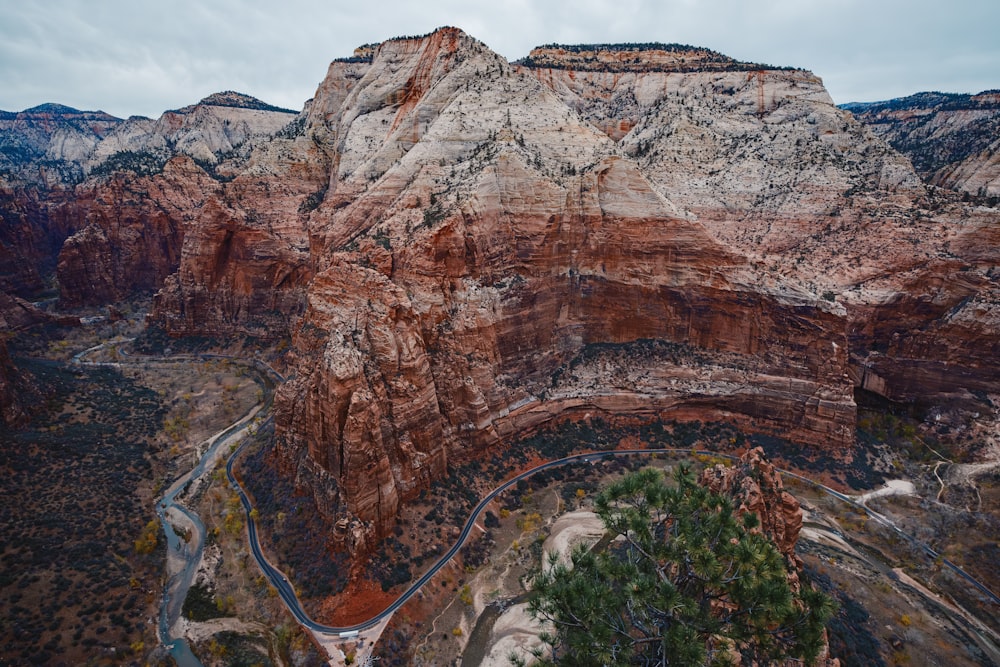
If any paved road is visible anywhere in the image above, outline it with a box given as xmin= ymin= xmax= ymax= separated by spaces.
xmin=77 ymin=341 xmax=999 ymax=641
xmin=225 ymin=445 xmax=1000 ymax=637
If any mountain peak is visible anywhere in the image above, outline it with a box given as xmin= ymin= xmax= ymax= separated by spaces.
xmin=13 ymin=103 xmax=120 ymax=121
xmin=172 ymin=91 xmax=298 ymax=114
xmin=517 ymin=42 xmax=789 ymax=73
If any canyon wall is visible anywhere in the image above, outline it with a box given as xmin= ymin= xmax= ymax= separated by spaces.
xmin=2 ymin=30 xmax=996 ymax=551
xmin=270 ymin=33 xmax=866 ymax=547
xmin=844 ymin=90 xmax=1000 ymax=198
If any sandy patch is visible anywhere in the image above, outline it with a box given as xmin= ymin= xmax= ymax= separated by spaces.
xmin=476 ymin=511 xmax=606 ymax=665
xmin=541 ymin=510 xmax=606 ymax=572
xmin=181 ymin=616 xmax=269 ymax=644
xmin=479 ymin=602 xmax=549 ymax=667
xmin=800 ymin=525 xmax=864 ymax=559
xmin=858 ymin=479 xmax=916 ymax=504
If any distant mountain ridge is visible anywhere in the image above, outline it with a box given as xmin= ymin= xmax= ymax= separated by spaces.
xmin=842 ymin=90 xmax=1000 ymax=199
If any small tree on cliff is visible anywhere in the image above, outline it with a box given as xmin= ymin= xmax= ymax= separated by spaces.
xmin=527 ymin=465 xmax=834 ymax=666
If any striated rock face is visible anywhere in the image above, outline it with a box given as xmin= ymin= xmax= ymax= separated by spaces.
xmin=0 ymin=104 xmax=123 ymax=295
xmin=85 ymin=91 xmax=298 ymax=172
xmin=3 ymin=29 xmax=997 ymax=557
xmin=270 ymin=29 xmax=868 ymax=548
xmin=0 ymin=103 xmax=122 ymax=187
xmin=844 ymin=90 xmax=1000 ymax=198
xmin=0 ymin=93 xmax=301 ymax=305
xmin=521 ymin=42 xmax=999 ymax=420
xmin=519 ymin=42 xmax=766 ymax=74
xmin=56 ymin=156 xmax=218 ymax=306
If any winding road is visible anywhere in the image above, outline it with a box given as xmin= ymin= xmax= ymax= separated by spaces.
xmin=75 ymin=339 xmax=1000 ymax=652
xmin=225 ymin=445 xmax=1000 ymax=638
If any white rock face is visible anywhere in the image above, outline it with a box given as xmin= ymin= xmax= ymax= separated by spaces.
xmin=87 ymin=98 xmax=297 ymax=169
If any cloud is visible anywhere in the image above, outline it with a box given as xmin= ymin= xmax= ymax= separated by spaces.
xmin=0 ymin=0 xmax=997 ymax=117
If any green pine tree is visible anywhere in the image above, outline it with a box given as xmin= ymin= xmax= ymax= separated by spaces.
xmin=527 ymin=465 xmax=834 ymax=666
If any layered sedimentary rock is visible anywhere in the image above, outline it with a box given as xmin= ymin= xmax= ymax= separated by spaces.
xmin=270 ymin=31 xmax=872 ymax=548
xmin=522 ymin=43 xmax=1000 ymax=411
xmin=55 ymin=156 xmax=218 ymax=306
xmin=0 ymin=103 xmax=122 ymax=187
xmin=700 ymin=447 xmax=804 ymax=567
xmin=3 ymin=29 xmax=996 ymax=552
xmin=0 ymin=104 xmax=122 ymax=295
xmin=0 ymin=93 xmax=302 ymax=306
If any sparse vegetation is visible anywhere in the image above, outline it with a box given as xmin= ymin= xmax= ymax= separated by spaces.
xmin=0 ymin=357 xmax=166 ymax=662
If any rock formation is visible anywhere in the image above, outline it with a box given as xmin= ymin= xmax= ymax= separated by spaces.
xmin=1 ymin=29 xmax=997 ymax=557
xmin=844 ymin=90 xmax=1000 ymax=198
xmin=700 ymin=447 xmax=840 ymax=667
xmin=700 ymin=447 xmax=804 ymax=569
xmin=0 ymin=104 xmax=122 ymax=295
xmin=0 ymin=93 xmax=301 ymax=307
xmin=271 ymin=31 xmax=862 ymax=548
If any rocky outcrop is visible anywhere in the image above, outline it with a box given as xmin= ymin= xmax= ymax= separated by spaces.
xmin=0 ymin=105 xmax=122 ymax=296
xmin=522 ymin=43 xmax=999 ymax=419
xmin=86 ymin=91 xmax=298 ymax=173
xmin=0 ymin=290 xmax=76 ymax=426
xmin=700 ymin=447 xmax=804 ymax=569
xmin=700 ymin=447 xmax=840 ymax=667
xmin=0 ymin=103 xmax=122 ymax=187
xmin=55 ymin=156 xmax=219 ymax=306
xmin=518 ymin=42 xmax=767 ymax=73
xmin=0 ymin=93 xmax=300 ymax=304
xmin=843 ymin=91 xmax=1000 ymax=198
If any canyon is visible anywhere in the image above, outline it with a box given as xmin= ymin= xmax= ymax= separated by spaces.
xmin=1 ymin=27 xmax=998 ymax=558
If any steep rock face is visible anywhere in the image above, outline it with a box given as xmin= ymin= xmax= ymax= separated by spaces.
xmin=87 ymin=92 xmax=298 ymax=171
xmin=523 ymin=45 xmax=1000 ymax=414
xmin=56 ymin=156 xmax=218 ymax=306
xmin=700 ymin=447 xmax=804 ymax=568
xmin=272 ymin=30 xmax=858 ymax=548
xmin=148 ymin=75 xmax=369 ymax=338
xmin=1 ymin=93 xmax=302 ymax=307
xmin=843 ymin=91 xmax=1000 ymax=198
xmin=520 ymin=45 xmax=923 ymax=278
xmin=0 ymin=105 xmax=122 ymax=295
xmin=0 ymin=103 xmax=122 ymax=187
xmin=0 ymin=184 xmax=84 ymax=295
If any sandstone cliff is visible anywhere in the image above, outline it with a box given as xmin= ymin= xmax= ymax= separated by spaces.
xmin=268 ymin=32 xmax=997 ymax=548
xmin=269 ymin=30 xmax=868 ymax=548
xmin=0 ymin=104 xmax=122 ymax=295
xmin=522 ymin=43 xmax=999 ymax=413
xmin=2 ymin=29 xmax=997 ymax=557
xmin=0 ymin=93 xmax=301 ymax=306
xmin=0 ymin=103 xmax=122 ymax=187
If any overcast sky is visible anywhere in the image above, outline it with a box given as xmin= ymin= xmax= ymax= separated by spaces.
xmin=1 ymin=0 xmax=998 ymax=118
